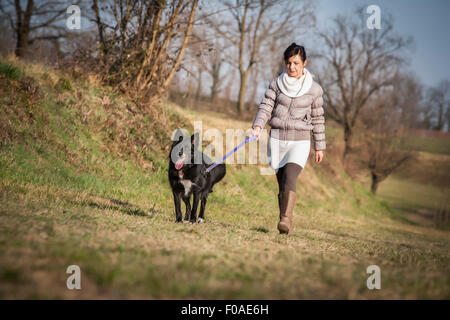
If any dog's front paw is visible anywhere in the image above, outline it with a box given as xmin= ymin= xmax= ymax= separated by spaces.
xmin=175 ymin=217 xmax=182 ymax=223
xmin=183 ymin=220 xmax=190 ymax=224
xmin=197 ymin=218 xmax=205 ymax=224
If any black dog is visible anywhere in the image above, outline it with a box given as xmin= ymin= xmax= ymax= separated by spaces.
xmin=168 ymin=131 xmax=226 ymax=223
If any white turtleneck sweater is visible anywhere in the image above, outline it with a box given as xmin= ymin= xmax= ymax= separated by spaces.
xmin=276 ymin=67 xmax=313 ymax=98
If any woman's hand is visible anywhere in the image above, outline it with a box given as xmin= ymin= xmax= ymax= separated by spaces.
xmin=315 ymin=150 xmax=324 ymax=164
xmin=252 ymin=126 xmax=261 ymax=141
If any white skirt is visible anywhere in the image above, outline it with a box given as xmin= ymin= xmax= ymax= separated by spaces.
xmin=267 ymin=136 xmax=311 ymax=170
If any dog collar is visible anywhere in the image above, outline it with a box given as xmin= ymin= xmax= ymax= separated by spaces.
xmin=178 ymin=171 xmax=184 ymax=178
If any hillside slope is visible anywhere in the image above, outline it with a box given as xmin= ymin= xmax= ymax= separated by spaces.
xmin=0 ymin=57 xmax=449 ymax=299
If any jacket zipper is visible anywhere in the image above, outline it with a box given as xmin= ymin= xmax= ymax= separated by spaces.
xmin=285 ymin=98 xmax=294 ymax=139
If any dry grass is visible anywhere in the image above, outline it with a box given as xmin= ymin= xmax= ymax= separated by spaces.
xmin=0 ymin=57 xmax=449 ymax=299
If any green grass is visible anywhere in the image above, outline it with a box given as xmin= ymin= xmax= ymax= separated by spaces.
xmin=378 ymin=177 xmax=449 ymax=211
xmin=402 ymin=135 xmax=450 ymax=155
xmin=377 ymin=176 xmax=450 ymax=230
xmin=0 ymin=57 xmax=449 ymax=299
xmin=0 ymin=61 xmax=22 ymax=80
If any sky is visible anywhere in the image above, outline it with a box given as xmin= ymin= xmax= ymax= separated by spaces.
xmin=315 ymin=0 xmax=450 ymax=88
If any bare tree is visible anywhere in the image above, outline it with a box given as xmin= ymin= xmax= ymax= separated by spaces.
xmin=424 ymin=79 xmax=450 ymax=131
xmin=247 ymin=65 xmax=259 ymax=110
xmin=208 ymin=48 xmax=225 ymax=102
xmin=80 ymin=0 xmax=200 ymax=105
xmin=421 ymin=102 xmax=435 ymax=130
xmin=179 ymin=24 xmax=215 ymax=101
xmin=91 ymin=0 xmax=107 ymax=59
xmin=206 ymin=0 xmax=315 ymax=114
xmin=137 ymin=0 xmax=199 ymax=96
xmin=177 ymin=10 xmax=238 ymax=104
xmin=446 ymin=106 xmax=450 ymax=132
xmin=196 ymin=36 xmax=227 ymax=103
xmin=358 ymin=74 xmax=417 ymax=195
xmin=315 ymin=11 xmax=413 ymax=159
xmin=0 ymin=0 xmax=81 ymax=58
xmin=390 ymin=72 xmax=424 ymax=129
xmin=266 ymin=38 xmax=286 ymax=78
xmin=0 ymin=17 xmax=15 ymax=55
xmin=366 ymin=130 xmax=413 ymax=195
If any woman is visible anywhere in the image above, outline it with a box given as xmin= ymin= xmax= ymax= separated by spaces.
xmin=251 ymin=43 xmax=326 ymax=235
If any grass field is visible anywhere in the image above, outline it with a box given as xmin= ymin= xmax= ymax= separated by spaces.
xmin=402 ymin=134 xmax=450 ymax=156
xmin=0 ymin=57 xmax=449 ymax=299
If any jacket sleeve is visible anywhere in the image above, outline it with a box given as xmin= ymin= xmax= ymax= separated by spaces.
xmin=252 ymin=79 xmax=277 ymax=129
xmin=311 ymin=87 xmax=326 ymax=151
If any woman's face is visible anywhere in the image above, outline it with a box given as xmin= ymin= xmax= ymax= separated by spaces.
xmin=286 ymin=54 xmax=307 ymax=79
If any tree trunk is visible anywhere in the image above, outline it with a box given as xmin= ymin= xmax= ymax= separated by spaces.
xmin=15 ymin=29 xmax=28 ymax=57
xmin=247 ymin=68 xmax=259 ymax=112
xmin=210 ymin=60 xmax=221 ymax=102
xmin=445 ymin=104 xmax=450 ymax=132
xmin=92 ymin=0 xmax=107 ymax=58
xmin=210 ymin=78 xmax=218 ymax=102
xmin=371 ymin=172 xmax=380 ymax=195
xmin=237 ymin=71 xmax=248 ymax=114
xmin=343 ymin=124 xmax=353 ymax=159
xmin=195 ymin=70 xmax=202 ymax=101
xmin=437 ymin=103 xmax=445 ymax=131
xmin=447 ymin=107 xmax=450 ymax=132
xmin=14 ymin=0 xmax=33 ymax=58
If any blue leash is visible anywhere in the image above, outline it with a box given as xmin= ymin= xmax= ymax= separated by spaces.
xmin=205 ymin=135 xmax=257 ymax=173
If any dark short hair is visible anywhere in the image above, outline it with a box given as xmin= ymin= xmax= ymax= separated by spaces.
xmin=284 ymin=43 xmax=307 ymax=63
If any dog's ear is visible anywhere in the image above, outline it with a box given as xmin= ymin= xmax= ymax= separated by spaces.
xmin=191 ymin=132 xmax=200 ymax=145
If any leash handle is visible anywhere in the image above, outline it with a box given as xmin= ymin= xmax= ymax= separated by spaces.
xmin=205 ymin=135 xmax=257 ymax=173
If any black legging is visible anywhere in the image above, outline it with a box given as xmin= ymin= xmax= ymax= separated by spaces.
xmin=276 ymin=163 xmax=303 ymax=193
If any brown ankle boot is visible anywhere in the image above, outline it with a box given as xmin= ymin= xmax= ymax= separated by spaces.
xmin=277 ymin=190 xmax=296 ymax=234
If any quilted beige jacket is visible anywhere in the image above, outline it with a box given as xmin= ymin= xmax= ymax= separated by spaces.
xmin=252 ymin=76 xmax=326 ymax=151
